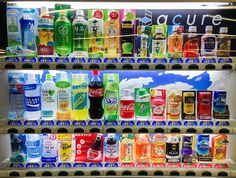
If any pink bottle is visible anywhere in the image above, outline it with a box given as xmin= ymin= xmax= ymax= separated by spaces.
xmin=151 ymin=89 xmax=166 ymax=120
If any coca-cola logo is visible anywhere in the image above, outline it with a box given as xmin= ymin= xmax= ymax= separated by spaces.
xmin=89 ymin=88 xmax=104 ymax=97
xmin=120 ymin=103 xmax=134 ymax=111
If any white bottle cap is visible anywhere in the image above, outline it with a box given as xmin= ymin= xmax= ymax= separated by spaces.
xmin=27 ymin=73 xmax=36 ymax=81
xmin=205 ymin=26 xmax=213 ymax=32
xmin=41 ymin=6 xmax=48 ymax=14
xmin=60 ymin=72 xmax=67 ymax=81
xmin=220 ymin=27 xmax=228 ymax=34
xmin=73 ymin=74 xmax=84 ymax=82
xmin=76 ymin=9 xmax=84 ymax=17
xmin=155 ymin=27 xmax=163 ymax=34
xmin=189 ymin=26 xmax=197 ymax=33
xmin=108 ymin=75 xmax=115 ymax=81
xmin=172 ymin=25 xmax=178 ymax=32
xmin=108 ymin=134 xmax=115 ymax=138
xmin=124 ymin=89 xmax=131 ymax=96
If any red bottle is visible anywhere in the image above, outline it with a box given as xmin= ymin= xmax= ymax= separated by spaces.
xmin=89 ymin=70 xmax=104 ymax=119
xmin=120 ymin=89 xmax=134 ymax=119
xmin=183 ymin=26 xmax=199 ymax=58
xmin=197 ymin=91 xmax=212 ymax=120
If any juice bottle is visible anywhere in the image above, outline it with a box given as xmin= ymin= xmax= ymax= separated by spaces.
xmin=58 ymin=134 xmax=72 ymax=162
xmin=72 ymin=74 xmax=88 ymax=120
xmin=168 ymin=25 xmax=183 ymax=58
xmin=212 ymin=134 xmax=228 ymax=161
xmin=120 ymin=134 xmax=134 ymax=163
xmin=150 ymin=89 xmax=166 ymax=120
xmin=216 ymin=27 xmax=231 ymax=57
xmin=150 ymin=134 xmax=166 ymax=163
xmin=135 ymin=134 xmax=150 ymax=163
xmin=201 ymin=26 xmax=216 ymax=57
xmin=183 ymin=26 xmax=199 ymax=58
xmin=152 ymin=27 xmax=167 ymax=58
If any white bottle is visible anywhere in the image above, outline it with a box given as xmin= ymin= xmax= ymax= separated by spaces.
xmin=41 ymin=74 xmax=57 ymax=120
xmin=41 ymin=134 xmax=58 ymax=162
xmin=26 ymin=134 xmax=41 ymax=162
xmin=24 ymin=74 xmax=41 ymax=120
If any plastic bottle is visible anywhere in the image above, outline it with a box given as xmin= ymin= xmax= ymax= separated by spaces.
xmin=216 ymin=27 xmax=231 ymax=57
xmin=135 ymin=88 xmax=150 ymax=120
xmin=88 ymin=70 xmax=104 ymax=119
xmin=152 ymin=27 xmax=167 ymax=58
xmin=105 ymin=134 xmax=119 ymax=162
xmin=25 ymin=134 xmax=41 ymax=162
xmin=10 ymin=134 xmax=27 ymax=162
xmin=168 ymin=25 xmax=183 ymax=58
xmin=104 ymin=75 xmax=119 ymax=121
xmin=41 ymin=74 xmax=57 ymax=120
xmin=120 ymin=134 xmax=134 ymax=163
xmin=21 ymin=8 xmax=36 ymax=51
xmin=55 ymin=10 xmax=72 ymax=56
xmin=166 ymin=134 xmax=180 ymax=163
xmin=56 ymin=72 xmax=71 ymax=120
xmin=72 ymin=74 xmax=88 ymax=120
xmin=120 ymin=89 xmax=134 ymax=120
xmin=201 ymin=26 xmax=216 ymax=57
xmin=87 ymin=134 xmax=103 ymax=160
xmin=151 ymin=89 xmax=166 ymax=120
xmin=72 ymin=10 xmax=89 ymax=57
xmin=183 ymin=26 xmax=199 ymax=58
xmin=58 ymin=134 xmax=72 ymax=162
xmin=24 ymin=74 xmax=41 ymax=120
xmin=150 ymin=134 xmax=166 ymax=163
xmin=42 ymin=134 xmax=58 ymax=162
xmin=38 ymin=6 xmax=54 ymax=55
xmin=137 ymin=26 xmax=149 ymax=58
xmin=135 ymin=134 xmax=150 ymax=163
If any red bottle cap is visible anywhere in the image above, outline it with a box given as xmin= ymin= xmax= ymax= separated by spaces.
xmin=92 ymin=70 xmax=100 ymax=76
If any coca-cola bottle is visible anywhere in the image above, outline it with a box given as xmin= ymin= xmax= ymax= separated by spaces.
xmin=89 ymin=70 xmax=104 ymax=119
xmin=87 ymin=134 xmax=103 ymax=160
xmin=120 ymin=89 xmax=135 ymax=119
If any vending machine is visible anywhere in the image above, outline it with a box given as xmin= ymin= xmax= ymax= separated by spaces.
xmin=0 ymin=1 xmax=236 ymax=178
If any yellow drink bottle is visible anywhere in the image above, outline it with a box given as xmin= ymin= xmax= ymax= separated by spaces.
xmin=58 ymin=134 xmax=72 ymax=162
xmin=72 ymin=74 xmax=88 ymax=120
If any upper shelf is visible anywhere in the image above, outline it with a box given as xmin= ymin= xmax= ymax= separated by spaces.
xmin=0 ymin=56 xmax=235 ymax=70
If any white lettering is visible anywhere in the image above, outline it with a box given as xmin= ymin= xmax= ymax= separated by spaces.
xmin=172 ymin=15 xmax=182 ymax=25
xmin=187 ymin=14 xmax=196 ymax=25
xmin=157 ymin=15 xmax=168 ymax=25
xmin=212 ymin=15 xmax=222 ymax=26
xmin=201 ymin=14 xmax=208 ymax=26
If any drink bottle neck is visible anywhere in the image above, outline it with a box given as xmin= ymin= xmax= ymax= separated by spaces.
xmin=92 ymin=75 xmax=101 ymax=82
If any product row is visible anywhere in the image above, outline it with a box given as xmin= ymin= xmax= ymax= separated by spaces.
xmin=10 ymin=134 xmax=228 ymax=165
xmin=8 ymin=70 xmax=229 ymax=121
xmin=7 ymin=5 xmax=231 ymax=58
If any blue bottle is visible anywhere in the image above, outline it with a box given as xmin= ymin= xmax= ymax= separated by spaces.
xmin=21 ymin=8 xmax=36 ymax=51
xmin=26 ymin=134 xmax=42 ymax=162
xmin=196 ymin=134 xmax=209 ymax=156
xmin=213 ymin=90 xmax=227 ymax=113
xmin=10 ymin=134 xmax=27 ymax=162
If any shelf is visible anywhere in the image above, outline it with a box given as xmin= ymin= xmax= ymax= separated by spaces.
xmin=0 ymin=56 xmax=235 ymax=71
xmin=0 ymin=158 xmax=235 ymax=177
xmin=1 ymin=119 xmax=234 ymax=134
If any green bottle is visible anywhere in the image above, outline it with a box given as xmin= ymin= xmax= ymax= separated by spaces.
xmin=72 ymin=10 xmax=89 ymax=57
xmin=55 ymin=11 xmax=72 ymax=56
xmin=135 ymin=88 xmax=151 ymax=120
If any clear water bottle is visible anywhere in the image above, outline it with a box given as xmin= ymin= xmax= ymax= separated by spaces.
xmin=26 ymin=134 xmax=42 ymax=162
xmin=24 ymin=74 xmax=41 ymax=120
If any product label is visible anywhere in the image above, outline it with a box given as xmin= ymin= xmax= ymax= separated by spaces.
xmin=73 ymin=83 xmax=88 ymax=110
xmin=152 ymin=39 xmax=166 ymax=56
xmin=135 ymin=101 xmax=150 ymax=117
xmin=166 ymin=143 xmax=179 ymax=156
xmin=57 ymin=24 xmax=70 ymax=46
xmin=73 ymin=23 xmax=87 ymax=51
xmin=25 ymin=96 xmax=41 ymax=112
xmin=22 ymin=19 xmax=36 ymax=51
xmin=152 ymin=104 xmax=164 ymax=117
xmin=120 ymin=100 xmax=135 ymax=119
xmin=204 ymin=37 xmax=216 ymax=52
xmin=89 ymin=88 xmax=104 ymax=97
xmin=58 ymin=89 xmax=70 ymax=111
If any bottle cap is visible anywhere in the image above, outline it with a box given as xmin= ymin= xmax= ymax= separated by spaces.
xmin=108 ymin=74 xmax=115 ymax=81
xmin=108 ymin=134 xmax=115 ymax=139
xmin=155 ymin=27 xmax=163 ymax=34
xmin=72 ymin=74 xmax=84 ymax=83
xmin=46 ymin=74 xmax=53 ymax=81
xmin=27 ymin=73 xmax=36 ymax=81
xmin=220 ymin=27 xmax=228 ymax=34
xmin=76 ymin=9 xmax=84 ymax=17
xmin=92 ymin=70 xmax=100 ymax=76
xmin=205 ymin=26 xmax=213 ymax=32
xmin=60 ymin=72 xmax=67 ymax=81
xmin=41 ymin=6 xmax=48 ymax=15
xmin=124 ymin=89 xmax=131 ymax=96
xmin=189 ymin=26 xmax=197 ymax=33
xmin=172 ymin=25 xmax=178 ymax=32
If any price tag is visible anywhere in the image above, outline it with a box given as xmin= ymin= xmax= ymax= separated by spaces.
xmin=182 ymin=163 xmax=197 ymax=168
xmin=104 ymin=120 xmax=118 ymax=126
xmin=10 ymin=163 xmax=24 ymax=168
xmin=72 ymin=120 xmax=87 ymax=126
xmin=104 ymin=163 xmax=119 ymax=167
xmin=89 ymin=163 xmax=103 ymax=168
xmin=214 ymin=163 xmax=228 ymax=169
xmin=183 ymin=121 xmax=198 ymax=126
xmin=215 ymin=121 xmax=230 ymax=126
xmin=5 ymin=57 xmax=20 ymax=62
xmin=137 ymin=58 xmax=151 ymax=63
xmin=185 ymin=58 xmax=199 ymax=63
xmin=120 ymin=162 xmax=134 ymax=168
xmin=104 ymin=58 xmax=118 ymax=63
xmin=8 ymin=120 xmax=22 ymax=126
xmin=25 ymin=163 xmax=40 ymax=168
xmin=166 ymin=163 xmax=181 ymax=168
xmin=40 ymin=120 xmax=54 ymax=126
xmin=169 ymin=58 xmax=183 ymax=63
xmin=57 ymin=120 xmax=71 ymax=126
xmin=55 ymin=57 xmax=69 ymax=63
xmin=88 ymin=58 xmax=102 ymax=63
xmin=24 ymin=120 xmax=39 ymax=126
xmin=121 ymin=58 xmax=135 ymax=63
xmin=136 ymin=120 xmax=150 ymax=126
xmin=42 ymin=163 xmax=56 ymax=168
xmin=153 ymin=58 xmax=167 ymax=63
xmin=21 ymin=57 xmax=37 ymax=62
xmin=121 ymin=120 xmax=135 ymax=126
xmin=73 ymin=163 xmax=87 ymax=168
xmin=152 ymin=121 xmax=166 ymax=126
xmin=168 ymin=121 xmax=182 ymax=126
xmin=58 ymin=163 xmax=71 ymax=168
xmin=202 ymin=58 xmax=216 ymax=63
xmin=218 ymin=58 xmax=232 ymax=63
xmin=151 ymin=163 xmax=165 ymax=168
xmin=88 ymin=120 xmax=102 ymax=126
xmin=199 ymin=121 xmax=214 ymax=126
xmin=136 ymin=162 xmax=150 ymax=168
xmin=71 ymin=57 xmax=86 ymax=63
xmin=38 ymin=57 xmax=53 ymax=63
xmin=198 ymin=163 xmax=212 ymax=168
